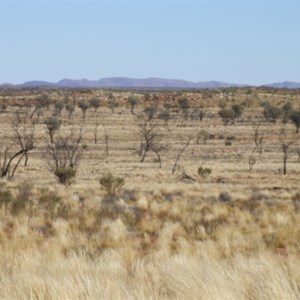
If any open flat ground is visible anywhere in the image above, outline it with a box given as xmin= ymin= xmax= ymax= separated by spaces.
xmin=0 ymin=87 xmax=299 ymax=299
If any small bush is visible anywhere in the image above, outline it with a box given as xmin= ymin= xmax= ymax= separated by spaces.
xmin=261 ymin=101 xmax=281 ymax=123
xmin=177 ymin=97 xmax=189 ymax=112
xmin=293 ymin=192 xmax=300 ymax=211
xmin=17 ymin=180 xmax=33 ymax=202
xmin=120 ymin=189 xmax=137 ymax=202
xmin=11 ymin=180 xmax=34 ymax=215
xmin=78 ymin=101 xmax=89 ymax=118
xmin=219 ymin=192 xmax=232 ymax=202
xmin=198 ymin=167 xmax=212 ymax=178
xmin=99 ymin=173 xmax=124 ymax=196
xmin=11 ymin=199 xmax=26 ymax=216
xmin=218 ymin=109 xmax=234 ymax=125
xmin=231 ymin=104 xmax=243 ymax=121
xmin=0 ymin=183 xmax=14 ymax=213
xmin=128 ymin=95 xmax=138 ymax=114
xmin=225 ymin=140 xmax=232 ymax=146
xmin=292 ymin=192 xmax=300 ymax=202
xmin=65 ymin=103 xmax=75 ymax=119
xmin=197 ymin=130 xmax=209 ymax=145
xmin=226 ymin=135 xmax=236 ymax=141
xmin=290 ymin=110 xmax=300 ymax=133
xmin=1 ymin=103 xmax=7 ymax=111
xmin=54 ymin=100 xmax=64 ymax=116
xmin=54 ymin=168 xmax=76 ymax=185
xmin=89 ymin=98 xmax=101 ymax=111
xmin=38 ymin=188 xmax=69 ymax=220
xmin=38 ymin=189 xmax=61 ymax=210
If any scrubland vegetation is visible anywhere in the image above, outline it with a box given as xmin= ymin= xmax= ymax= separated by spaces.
xmin=0 ymin=86 xmax=299 ymax=299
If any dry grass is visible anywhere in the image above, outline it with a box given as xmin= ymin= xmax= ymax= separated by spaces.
xmin=0 ymin=87 xmax=299 ymax=299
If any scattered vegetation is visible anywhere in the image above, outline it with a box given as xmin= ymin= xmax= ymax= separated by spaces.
xmin=0 ymin=86 xmax=299 ymax=298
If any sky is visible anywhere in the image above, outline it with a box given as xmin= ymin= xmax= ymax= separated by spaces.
xmin=0 ymin=1 xmax=299 ymax=85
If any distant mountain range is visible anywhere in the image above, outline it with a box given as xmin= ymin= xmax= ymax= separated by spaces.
xmin=263 ymin=81 xmax=300 ymax=89
xmin=0 ymin=77 xmax=300 ymax=89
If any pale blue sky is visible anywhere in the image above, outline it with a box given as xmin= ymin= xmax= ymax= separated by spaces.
xmin=0 ymin=1 xmax=299 ymax=85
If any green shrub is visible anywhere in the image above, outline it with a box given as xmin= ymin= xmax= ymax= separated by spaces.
xmin=45 ymin=117 xmax=61 ymax=143
xmin=54 ymin=168 xmax=76 ymax=185
xmin=198 ymin=167 xmax=212 ymax=178
xmin=54 ymin=100 xmax=64 ymax=116
xmin=99 ymin=173 xmax=124 ymax=196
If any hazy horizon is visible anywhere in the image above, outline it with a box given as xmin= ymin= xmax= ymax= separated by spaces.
xmin=1 ymin=1 xmax=299 ymax=85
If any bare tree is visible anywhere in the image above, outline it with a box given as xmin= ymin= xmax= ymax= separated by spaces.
xmin=278 ymin=127 xmax=298 ymax=175
xmin=296 ymin=147 xmax=300 ymax=163
xmin=0 ymin=120 xmax=35 ymax=179
xmin=172 ymin=137 xmax=192 ymax=175
xmin=103 ymin=126 xmax=109 ymax=157
xmin=138 ymin=115 xmax=163 ymax=168
xmin=253 ymin=124 xmax=264 ymax=154
xmin=247 ymin=124 xmax=265 ymax=172
xmin=190 ymin=106 xmax=206 ymax=122
xmin=248 ymin=149 xmax=256 ymax=171
xmin=45 ymin=126 xmax=86 ymax=184
xmin=91 ymin=113 xmax=101 ymax=144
